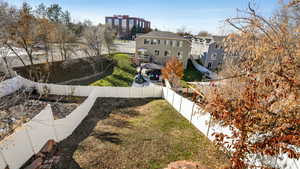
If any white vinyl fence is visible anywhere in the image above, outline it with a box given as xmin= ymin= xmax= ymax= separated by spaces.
xmin=0 ymin=76 xmax=298 ymax=169
xmin=162 ymin=86 xmax=300 ymax=169
xmin=0 ymin=76 xmax=162 ymax=169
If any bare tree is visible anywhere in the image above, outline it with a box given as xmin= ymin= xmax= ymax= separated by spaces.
xmin=198 ymin=31 xmax=210 ymax=36
xmin=55 ymin=24 xmax=76 ymax=61
xmin=0 ymin=1 xmax=27 ymax=67
xmin=104 ymin=25 xmax=116 ymax=56
xmin=82 ymin=24 xmax=105 ymax=57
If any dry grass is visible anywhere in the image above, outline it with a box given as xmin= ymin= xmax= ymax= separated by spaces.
xmin=57 ymin=98 xmax=229 ymax=169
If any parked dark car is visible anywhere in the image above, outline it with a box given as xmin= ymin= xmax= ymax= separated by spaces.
xmin=146 ymin=70 xmax=161 ymax=81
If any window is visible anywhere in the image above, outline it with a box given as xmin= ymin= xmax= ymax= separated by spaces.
xmin=114 ymin=19 xmax=119 ymax=26
xmin=164 ymin=40 xmax=170 ymax=45
xmin=129 ymin=19 xmax=134 ymax=29
xmin=164 ymin=50 xmax=170 ymax=57
xmin=208 ymin=62 xmax=212 ymax=69
xmin=211 ymin=53 xmax=217 ymax=60
xmin=157 ymin=39 xmax=160 ymax=45
xmin=151 ymin=39 xmax=158 ymax=45
xmin=155 ymin=50 xmax=160 ymax=55
xmin=107 ymin=18 xmax=113 ymax=26
xmin=144 ymin=39 xmax=150 ymax=44
xmin=122 ymin=19 xmax=127 ymax=29
xmin=170 ymin=40 xmax=173 ymax=46
xmin=177 ymin=51 xmax=183 ymax=58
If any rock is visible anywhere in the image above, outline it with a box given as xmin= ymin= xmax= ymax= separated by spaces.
xmin=164 ymin=161 xmax=209 ymax=169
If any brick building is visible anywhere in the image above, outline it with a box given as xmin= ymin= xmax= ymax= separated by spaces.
xmin=105 ymin=15 xmax=151 ymax=39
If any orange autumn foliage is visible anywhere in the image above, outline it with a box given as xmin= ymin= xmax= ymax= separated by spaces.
xmin=204 ymin=1 xmax=300 ymax=169
xmin=162 ymin=56 xmax=184 ymax=87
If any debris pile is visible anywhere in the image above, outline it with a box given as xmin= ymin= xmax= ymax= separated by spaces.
xmin=22 ymin=140 xmax=60 ymax=169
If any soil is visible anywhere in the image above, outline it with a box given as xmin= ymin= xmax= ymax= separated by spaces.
xmin=0 ymin=88 xmax=86 ymax=141
xmin=55 ymin=98 xmax=229 ymax=169
xmin=14 ymin=56 xmax=115 ymax=85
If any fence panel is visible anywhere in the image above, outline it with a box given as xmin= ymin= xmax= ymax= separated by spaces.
xmin=0 ymin=77 xmax=24 ymax=97
xmin=142 ymin=87 xmax=154 ymax=98
xmin=190 ymin=105 xmax=210 ymax=135
xmin=130 ymin=87 xmax=143 ymax=98
xmin=67 ymin=90 xmax=97 ymax=132
xmin=154 ymin=87 xmax=163 ymax=98
xmin=72 ymin=86 xmax=97 ymax=96
xmin=0 ymin=155 xmax=6 ymax=169
xmin=115 ymin=87 xmax=130 ymax=98
xmin=162 ymin=87 xmax=168 ymax=98
xmin=166 ymin=88 xmax=174 ymax=105
xmin=53 ymin=118 xmax=72 ymax=142
xmin=26 ymin=105 xmax=56 ymax=153
xmin=172 ymin=93 xmax=182 ymax=112
xmin=179 ymin=98 xmax=194 ymax=120
xmin=0 ymin=127 xmax=35 ymax=169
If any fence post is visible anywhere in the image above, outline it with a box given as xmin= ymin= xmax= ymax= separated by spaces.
xmin=49 ymin=105 xmax=59 ymax=142
xmin=166 ymin=87 xmax=169 ymax=99
xmin=172 ymin=91 xmax=175 ymax=105
xmin=24 ymin=124 xmax=37 ymax=154
xmin=152 ymin=87 xmax=155 ymax=98
xmin=179 ymin=96 xmax=183 ymax=113
xmin=206 ymin=116 xmax=212 ymax=137
xmin=190 ymin=103 xmax=195 ymax=123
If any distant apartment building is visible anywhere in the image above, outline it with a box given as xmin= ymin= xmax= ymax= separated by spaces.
xmin=105 ymin=15 xmax=151 ymax=39
xmin=135 ymin=31 xmax=191 ymax=69
xmin=192 ymin=35 xmax=225 ymax=70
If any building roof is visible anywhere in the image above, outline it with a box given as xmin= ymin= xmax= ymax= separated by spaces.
xmin=137 ymin=31 xmax=187 ymax=40
xmin=212 ymin=36 xmax=226 ymax=43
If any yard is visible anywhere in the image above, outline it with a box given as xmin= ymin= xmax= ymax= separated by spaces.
xmin=91 ymin=54 xmax=136 ymax=87
xmin=56 ymin=98 xmax=229 ymax=169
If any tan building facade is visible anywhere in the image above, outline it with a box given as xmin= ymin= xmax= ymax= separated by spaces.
xmin=135 ymin=31 xmax=191 ymax=69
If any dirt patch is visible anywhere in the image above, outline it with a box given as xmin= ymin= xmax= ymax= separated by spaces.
xmin=55 ymin=98 xmax=229 ymax=169
xmin=0 ymin=88 xmax=86 ymax=141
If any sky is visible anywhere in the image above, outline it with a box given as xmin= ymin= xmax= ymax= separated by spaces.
xmin=8 ymin=0 xmax=280 ymax=35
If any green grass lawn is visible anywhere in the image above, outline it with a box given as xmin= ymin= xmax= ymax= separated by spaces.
xmin=60 ymin=98 xmax=229 ymax=169
xmin=91 ymin=54 xmax=136 ymax=87
xmin=182 ymin=60 xmax=203 ymax=83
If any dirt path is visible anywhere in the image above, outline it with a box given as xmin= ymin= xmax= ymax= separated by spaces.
xmin=56 ymin=98 xmax=229 ymax=169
